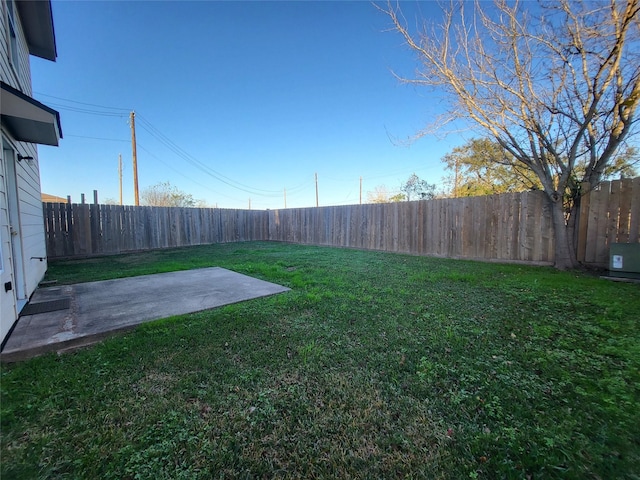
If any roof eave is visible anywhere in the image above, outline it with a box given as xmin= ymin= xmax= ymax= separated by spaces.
xmin=16 ymin=0 xmax=57 ymax=61
xmin=1 ymin=81 xmax=63 ymax=146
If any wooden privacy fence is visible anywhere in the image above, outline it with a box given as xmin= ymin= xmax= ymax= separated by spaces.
xmin=576 ymin=177 xmax=640 ymax=264
xmin=43 ymin=204 xmax=269 ymax=258
xmin=268 ymin=190 xmax=555 ymax=263
xmin=44 ymin=178 xmax=639 ymax=265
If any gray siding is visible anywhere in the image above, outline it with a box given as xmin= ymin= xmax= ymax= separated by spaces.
xmin=1 ymin=0 xmax=48 ymax=343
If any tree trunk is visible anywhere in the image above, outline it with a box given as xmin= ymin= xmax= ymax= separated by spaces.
xmin=549 ymin=197 xmax=577 ymax=270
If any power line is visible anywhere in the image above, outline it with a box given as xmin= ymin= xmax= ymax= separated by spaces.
xmin=66 ymin=134 xmax=129 ymax=142
xmin=33 ymin=91 xmax=131 ymax=111
xmin=34 ymin=91 xmax=314 ymax=201
xmin=135 ymin=114 xmax=312 ymax=197
xmin=135 ymin=115 xmax=274 ymax=193
xmin=138 ymin=142 xmax=237 ymax=200
xmin=44 ymin=102 xmax=128 ymax=117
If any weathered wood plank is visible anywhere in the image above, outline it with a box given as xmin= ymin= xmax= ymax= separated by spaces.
xmin=530 ymin=192 xmax=543 ymax=262
xmin=575 ymin=183 xmax=591 ymax=263
xmin=607 ymin=180 xmax=622 ymax=245
xmin=74 ymin=204 xmax=91 ymax=256
xmin=43 ymin=203 xmax=58 ymax=258
xmin=540 ymin=196 xmax=554 ymax=262
xmin=629 ymin=177 xmax=640 ymax=243
xmin=474 ymin=196 xmax=486 ymax=259
xmin=89 ymin=204 xmax=99 ymax=254
xmin=592 ymin=183 xmax=611 ymax=264
xmin=517 ymin=193 xmax=529 ymax=261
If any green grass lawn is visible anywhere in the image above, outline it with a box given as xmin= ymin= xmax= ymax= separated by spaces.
xmin=2 ymin=242 xmax=639 ymax=479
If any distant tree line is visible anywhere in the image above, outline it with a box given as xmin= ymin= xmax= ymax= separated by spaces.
xmin=366 ymin=139 xmax=637 ymax=204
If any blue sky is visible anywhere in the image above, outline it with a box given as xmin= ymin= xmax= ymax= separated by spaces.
xmin=32 ymin=1 xmax=467 ymax=209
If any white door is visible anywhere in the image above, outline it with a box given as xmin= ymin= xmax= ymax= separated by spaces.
xmin=1 ymin=143 xmax=18 ymax=341
xmin=2 ymin=142 xmax=26 ymax=308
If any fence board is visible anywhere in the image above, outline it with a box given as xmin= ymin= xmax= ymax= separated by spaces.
xmin=479 ymin=197 xmax=488 ymax=259
xmin=372 ymin=204 xmax=382 ymax=250
xmin=541 ymin=197 xmax=555 ymax=262
xmin=584 ymin=186 xmax=601 ymax=263
xmin=617 ymin=179 xmax=632 ymax=243
xmin=498 ymin=194 xmax=510 ymax=260
xmin=576 ymin=184 xmax=591 ymax=262
xmin=594 ymin=184 xmax=611 ymax=263
xmin=485 ymin=196 xmax=496 ymax=259
xmin=608 ymin=180 xmax=622 ymax=244
xmin=73 ymin=204 xmax=90 ymax=256
xmin=437 ymin=199 xmax=447 ymax=256
xmin=530 ymin=192 xmax=543 ymax=262
xmin=629 ymin=177 xmax=640 ymax=243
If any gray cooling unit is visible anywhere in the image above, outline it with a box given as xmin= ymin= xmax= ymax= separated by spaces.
xmin=609 ymin=243 xmax=640 ymax=280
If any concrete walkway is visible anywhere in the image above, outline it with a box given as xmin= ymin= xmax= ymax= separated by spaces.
xmin=1 ymin=267 xmax=290 ymax=362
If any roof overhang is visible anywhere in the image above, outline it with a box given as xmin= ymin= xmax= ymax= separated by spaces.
xmin=1 ymin=82 xmax=62 ymax=146
xmin=16 ymin=0 xmax=57 ymax=61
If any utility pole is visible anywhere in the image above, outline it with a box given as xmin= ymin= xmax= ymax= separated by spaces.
xmin=284 ymin=188 xmax=287 ymax=209
xmin=130 ymin=111 xmax=139 ymax=206
xmin=315 ymin=172 xmax=319 ymax=207
xmin=118 ymin=153 xmax=123 ymax=205
xmin=248 ymin=198 xmax=251 ymax=210
xmin=359 ymin=176 xmax=362 ymax=205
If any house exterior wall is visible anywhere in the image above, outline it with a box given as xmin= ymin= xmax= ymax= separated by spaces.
xmin=9 ymin=141 xmax=47 ymax=287
xmin=1 ymin=0 xmax=32 ymax=93
xmin=1 ymin=0 xmax=48 ymax=344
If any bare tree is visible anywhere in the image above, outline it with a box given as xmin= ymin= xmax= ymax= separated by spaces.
xmin=367 ymin=185 xmax=405 ymax=203
xmin=141 ymin=181 xmax=198 ymax=208
xmin=384 ymin=0 xmax=640 ymax=269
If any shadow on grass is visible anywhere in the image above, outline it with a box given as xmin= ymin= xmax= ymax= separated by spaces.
xmin=2 ymin=242 xmax=639 ymax=479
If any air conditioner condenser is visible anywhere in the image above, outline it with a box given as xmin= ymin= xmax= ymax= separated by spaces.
xmin=609 ymin=243 xmax=640 ymax=280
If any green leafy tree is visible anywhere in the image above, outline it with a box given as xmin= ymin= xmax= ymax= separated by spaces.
xmin=384 ymin=0 xmax=640 ymax=269
xmin=599 ymin=146 xmax=639 ymax=180
xmin=442 ymin=138 xmax=542 ymax=197
xmin=140 ymin=182 xmax=198 ymax=208
xmin=388 ymin=193 xmax=407 ymax=202
xmin=443 ymin=139 xmax=637 ymax=198
xmin=401 ymin=173 xmax=436 ymax=201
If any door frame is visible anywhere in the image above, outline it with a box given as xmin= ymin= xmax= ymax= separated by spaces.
xmin=1 ymin=137 xmax=27 ymax=308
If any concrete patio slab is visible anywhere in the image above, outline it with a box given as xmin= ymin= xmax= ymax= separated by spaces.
xmin=1 ymin=267 xmax=290 ymax=362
